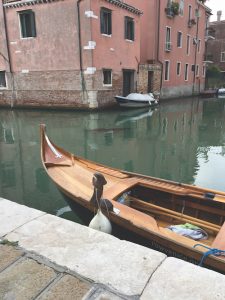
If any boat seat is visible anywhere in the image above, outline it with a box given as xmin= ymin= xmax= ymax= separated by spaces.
xmin=212 ymin=221 xmax=225 ymax=251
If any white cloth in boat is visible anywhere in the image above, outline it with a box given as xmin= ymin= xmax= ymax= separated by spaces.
xmin=167 ymin=223 xmax=208 ymax=240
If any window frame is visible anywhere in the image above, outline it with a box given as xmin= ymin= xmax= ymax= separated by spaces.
xmin=198 ymin=39 xmax=201 ymax=53
xmin=103 ymin=69 xmax=112 ymax=86
xmin=164 ymin=60 xmax=170 ymax=81
xmin=188 ymin=5 xmax=192 ymax=21
xmin=177 ymin=31 xmax=182 ymax=48
xmin=177 ymin=62 xmax=181 ymax=76
xmin=179 ymin=0 xmax=184 ymax=16
xmin=185 ymin=63 xmax=189 ymax=81
xmin=125 ymin=16 xmax=135 ymax=41
xmin=221 ymin=52 xmax=225 ymax=62
xmin=165 ymin=26 xmax=172 ymax=51
xmin=100 ymin=7 xmax=112 ymax=36
xmin=202 ymin=65 xmax=206 ymax=77
xmin=18 ymin=10 xmax=36 ymax=39
xmin=186 ymin=35 xmax=191 ymax=55
xmin=196 ymin=64 xmax=199 ymax=77
xmin=0 ymin=71 xmax=7 ymax=89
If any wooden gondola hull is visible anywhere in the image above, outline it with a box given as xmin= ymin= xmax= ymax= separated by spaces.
xmin=40 ymin=124 xmax=225 ymax=274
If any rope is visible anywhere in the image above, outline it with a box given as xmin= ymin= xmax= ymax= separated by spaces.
xmin=194 ymin=244 xmax=225 ymax=266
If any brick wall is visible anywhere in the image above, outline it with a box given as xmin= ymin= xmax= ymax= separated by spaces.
xmin=137 ymin=64 xmax=162 ymax=95
xmin=0 ymin=69 xmax=123 ymax=109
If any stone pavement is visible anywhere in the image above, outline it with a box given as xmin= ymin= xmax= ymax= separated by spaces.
xmin=1 ymin=197 xmax=225 ymax=300
xmin=0 ymin=244 xmax=123 ymax=299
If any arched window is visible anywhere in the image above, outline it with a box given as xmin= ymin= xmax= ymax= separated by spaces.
xmin=179 ymin=0 xmax=184 ymax=16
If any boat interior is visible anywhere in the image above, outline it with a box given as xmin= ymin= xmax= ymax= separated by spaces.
xmin=115 ymin=183 xmax=225 ymax=249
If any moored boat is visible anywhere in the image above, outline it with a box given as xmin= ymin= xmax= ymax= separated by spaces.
xmin=217 ymin=88 xmax=225 ymax=95
xmin=217 ymin=88 xmax=225 ymax=98
xmin=40 ymin=124 xmax=225 ymax=273
xmin=115 ymin=93 xmax=159 ymax=108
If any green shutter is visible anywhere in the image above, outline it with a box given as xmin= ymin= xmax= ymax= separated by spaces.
xmin=31 ymin=11 xmax=36 ymax=37
xmin=108 ymin=11 xmax=112 ymax=35
xmin=100 ymin=9 xmax=104 ymax=33
xmin=125 ymin=17 xmax=127 ymax=39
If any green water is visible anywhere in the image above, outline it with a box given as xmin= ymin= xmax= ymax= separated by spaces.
xmin=0 ymin=97 xmax=225 ymax=223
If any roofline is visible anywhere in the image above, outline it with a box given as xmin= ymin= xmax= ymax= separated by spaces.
xmin=103 ymin=0 xmax=142 ymax=16
xmin=3 ymin=0 xmax=62 ymax=8
xmin=3 ymin=0 xmax=143 ymax=15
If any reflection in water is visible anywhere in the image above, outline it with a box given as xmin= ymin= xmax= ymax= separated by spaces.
xmin=0 ymin=98 xmax=225 ymax=223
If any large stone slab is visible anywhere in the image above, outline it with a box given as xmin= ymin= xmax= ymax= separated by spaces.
xmin=0 ymin=245 xmax=24 ymax=271
xmin=39 ymin=274 xmax=92 ymax=300
xmin=6 ymin=213 xmax=166 ymax=296
xmin=0 ymin=258 xmax=56 ymax=300
xmin=141 ymin=257 xmax=225 ymax=300
xmin=0 ymin=198 xmax=45 ymax=236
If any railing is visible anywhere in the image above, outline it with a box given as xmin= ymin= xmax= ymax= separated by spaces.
xmin=165 ymin=42 xmax=172 ymax=52
xmin=188 ymin=18 xmax=197 ymax=28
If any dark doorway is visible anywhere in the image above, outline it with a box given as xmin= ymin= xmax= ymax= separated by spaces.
xmin=123 ymin=70 xmax=134 ymax=96
xmin=148 ymin=71 xmax=154 ymax=93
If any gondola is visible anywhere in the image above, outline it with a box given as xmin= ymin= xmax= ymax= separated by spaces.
xmin=40 ymin=124 xmax=225 ymax=273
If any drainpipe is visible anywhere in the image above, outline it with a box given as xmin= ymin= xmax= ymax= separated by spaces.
xmin=192 ymin=4 xmax=200 ymax=95
xmin=2 ymin=1 xmax=15 ymax=107
xmin=156 ymin=0 xmax=163 ymax=95
xmin=77 ymin=0 xmax=87 ymax=100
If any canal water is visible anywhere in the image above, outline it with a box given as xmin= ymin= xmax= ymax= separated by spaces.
xmin=0 ymin=97 xmax=225 ymax=225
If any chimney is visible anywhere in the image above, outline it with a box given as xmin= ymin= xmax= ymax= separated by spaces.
xmin=217 ymin=10 xmax=222 ymax=22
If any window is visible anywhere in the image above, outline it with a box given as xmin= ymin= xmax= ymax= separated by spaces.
xmin=198 ymin=39 xmax=201 ymax=53
xmin=185 ymin=63 xmax=189 ymax=81
xmin=186 ymin=35 xmax=190 ymax=55
xmin=103 ymin=69 xmax=112 ymax=85
xmin=125 ymin=17 xmax=134 ymax=41
xmin=165 ymin=27 xmax=171 ymax=51
xmin=164 ymin=60 xmax=170 ymax=81
xmin=177 ymin=31 xmax=182 ymax=48
xmin=177 ymin=62 xmax=181 ymax=76
xmin=221 ymin=52 xmax=225 ymax=62
xmin=196 ymin=65 xmax=199 ymax=77
xmin=202 ymin=65 xmax=206 ymax=77
xmin=19 ymin=10 xmax=36 ymax=38
xmin=0 ymin=71 xmax=6 ymax=88
xmin=188 ymin=5 xmax=192 ymax=21
xmin=100 ymin=7 xmax=112 ymax=35
xmin=179 ymin=0 xmax=184 ymax=16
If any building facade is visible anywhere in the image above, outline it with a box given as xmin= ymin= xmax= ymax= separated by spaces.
xmin=0 ymin=0 xmax=211 ymax=109
xmin=206 ymin=11 xmax=225 ymax=82
xmin=0 ymin=0 xmax=142 ymax=108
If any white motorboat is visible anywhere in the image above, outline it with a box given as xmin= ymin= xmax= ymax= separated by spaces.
xmin=115 ymin=93 xmax=159 ymax=108
xmin=217 ymin=88 xmax=225 ymax=98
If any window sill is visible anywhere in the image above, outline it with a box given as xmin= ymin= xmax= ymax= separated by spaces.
xmin=20 ymin=37 xmax=36 ymax=40
xmin=101 ymin=34 xmax=112 ymax=38
xmin=103 ymin=84 xmax=112 ymax=87
xmin=125 ymin=39 xmax=134 ymax=43
xmin=0 ymin=87 xmax=7 ymax=90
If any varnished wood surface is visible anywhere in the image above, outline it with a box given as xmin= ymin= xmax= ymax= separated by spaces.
xmin=40 ymin=125 xmax=225 ymax=273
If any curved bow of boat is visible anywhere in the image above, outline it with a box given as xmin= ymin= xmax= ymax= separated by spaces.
xmin=40 ymin=124 xmax=72 ymax=168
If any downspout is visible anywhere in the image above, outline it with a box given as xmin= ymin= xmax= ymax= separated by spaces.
xmin=156 ymin=0 xmax=163 ymax=95
xmin=192 ymin=4 xmax=200 ymax=95
xmin=77 ymin=0 xmax=87 ymax=101
xmin=2 ymin=1 xmax=15 ymax=107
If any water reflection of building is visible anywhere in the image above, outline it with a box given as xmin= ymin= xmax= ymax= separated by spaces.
xmin=0 ymin=111 xmax=23 ymax=202
xmin=2 ymin=101 xmax=225 ymax=215
xmin=85 ymin=99 xmax=204 ymax=184
xmin=199 ymin=100 xmax=225 ymax=147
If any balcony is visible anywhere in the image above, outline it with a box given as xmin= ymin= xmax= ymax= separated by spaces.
xmin=165 ymin=7 xmax=174 ymax=18
xmin=165 ymin=2 xmax=179 ymax=18
xmin=188 ymin=18 xmax=197 ymax=28
xmin=165 ymin=42 xmax=172 ymax=52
